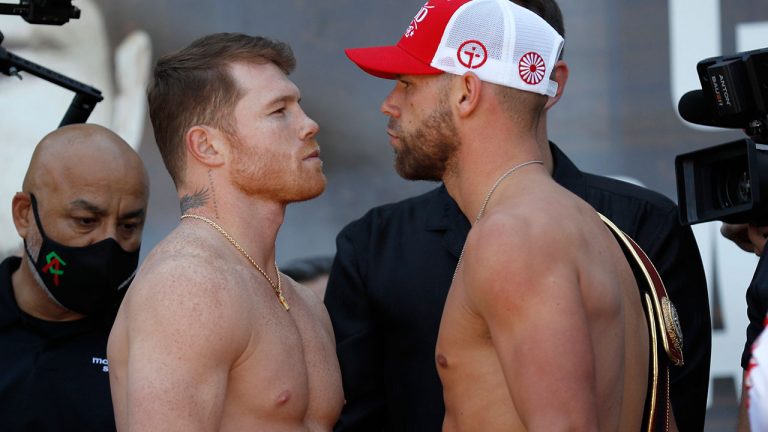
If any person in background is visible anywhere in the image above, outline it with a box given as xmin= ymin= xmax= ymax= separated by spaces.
xmin=0 ymin=123 xmax=149 ymax=431
xmin=745 ymin=252 xmax=768 ymax=432
xmin=720 ymin=222 xmax=768 ymax=431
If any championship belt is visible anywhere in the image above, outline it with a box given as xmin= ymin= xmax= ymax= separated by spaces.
xmin=599 ymin=213 xmax=684 ymax=432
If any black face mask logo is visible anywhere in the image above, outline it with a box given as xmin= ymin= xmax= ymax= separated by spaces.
xmin=24 ymin=194 xmax=141 ymax=316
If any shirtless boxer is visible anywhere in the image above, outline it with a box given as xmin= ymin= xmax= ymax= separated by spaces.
xmin=108 ymin=33 xmax=343 ymax=431
xmin=345 ymin=0 xmax=652 ymax=429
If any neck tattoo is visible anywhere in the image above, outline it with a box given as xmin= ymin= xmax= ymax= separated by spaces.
xmin=452 ymin=160 xmax=544 ymax=281
xmin=207 ymin=170 xmax=220 ymax=219
xmin=180 ymin=214 xmax=290 ymax=311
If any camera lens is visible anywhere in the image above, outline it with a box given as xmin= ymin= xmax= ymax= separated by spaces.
xmin=717 ymin=169 xmax=751 ymax=208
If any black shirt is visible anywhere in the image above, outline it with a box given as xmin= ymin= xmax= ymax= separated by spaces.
xmin=0 ymin=256 xmax=116 ymax=431
xmin=743 ymin=253 xmax=768 ymax=368
xmin=325 ymin=143 xmax=710 ymax=432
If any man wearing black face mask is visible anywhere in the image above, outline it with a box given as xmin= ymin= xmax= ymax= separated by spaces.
xmin=0 ymin=124 xmax=149 ymax=431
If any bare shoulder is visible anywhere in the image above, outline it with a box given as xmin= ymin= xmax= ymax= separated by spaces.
xmin=120 ymin=229 xmax=253 ymax=352
xmin=129 ymin=231 xmax=237 ymax=302
xmin=461 ymin=200 xmax=580 ymax=310
xmin=473 ymin=185 xmax=599 ymax=254
xmin=109 ymin=228 xmax=259 ymax=430
xmin=468 ymin=202 xmax=563 ymax=266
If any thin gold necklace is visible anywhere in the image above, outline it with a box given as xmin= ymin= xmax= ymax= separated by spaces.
xmin=180 ymin=214 xmax=290 ymax=311
xmin=452 ymin=160 xmax=544 ymax=281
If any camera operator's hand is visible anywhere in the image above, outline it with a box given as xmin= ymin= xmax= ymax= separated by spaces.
xmin=747 ymin=225 xmax=768 ymax=256
xmin=721 ymin=223 xmax=768 ymax=256
xmin=721 ymin=223 xmax=754 ymax=253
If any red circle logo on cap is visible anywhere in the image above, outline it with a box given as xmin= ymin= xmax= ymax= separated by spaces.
xmin=457 ymin=40 xmax=488 ymax=69
xmin=519 ymin=52 xmax=546 ymax=85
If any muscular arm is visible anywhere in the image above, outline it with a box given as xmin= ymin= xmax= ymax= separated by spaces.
xmin=464 ymin=219 xmax=599 ymax=431
xmin=117 ymin=257 xmax=250 ymax=431
xmin=324 ymin=227 xmax=386 ymax=431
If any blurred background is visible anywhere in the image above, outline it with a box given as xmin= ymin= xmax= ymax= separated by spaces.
xmin=1 ymin=0 xmax=767 ymax=428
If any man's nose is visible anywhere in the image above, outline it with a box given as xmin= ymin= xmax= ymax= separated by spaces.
xmin=381 ymin=87 xmax=401 ymax=118
xmin=300 ymin=109 xmax=320 ymax=141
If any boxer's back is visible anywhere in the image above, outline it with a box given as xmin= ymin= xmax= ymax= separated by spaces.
xmin=436 ymin=178 xmax=649 ymax=431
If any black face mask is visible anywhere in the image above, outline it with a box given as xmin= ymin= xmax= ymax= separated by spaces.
xmin=23 ymin=194 xmax=141 ymax=316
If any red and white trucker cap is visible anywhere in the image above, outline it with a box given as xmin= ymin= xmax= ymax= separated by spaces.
xmin=345 ymin=0 xmax=564 ymax=97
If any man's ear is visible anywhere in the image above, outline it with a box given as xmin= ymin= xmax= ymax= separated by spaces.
xmin=544 ymin=60 xmax=569 ymax=111
xmin=185 ymin=126 xmax=227 ymax=168
xmin=456 ymin=72 xmax=483 ymax=118
xmin=11 ymin=192 xmax=32 ymax=238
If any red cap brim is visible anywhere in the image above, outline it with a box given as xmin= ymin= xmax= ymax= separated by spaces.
xmin=345 ymin=44 xmax=443 ymax=79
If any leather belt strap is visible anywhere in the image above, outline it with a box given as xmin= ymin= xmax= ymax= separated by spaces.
xmin=599 ymin=213 xmax=684 ymax=431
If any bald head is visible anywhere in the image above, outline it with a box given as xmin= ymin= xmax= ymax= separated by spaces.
xmin=12 ymin=124 xmax=149 ymax=253
xmin=23 ymin=124 xmax=148 ymax=194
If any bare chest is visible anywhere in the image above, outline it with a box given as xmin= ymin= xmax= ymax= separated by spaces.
xmin=225 ymin=289 xmax=343 ymax=427
xmin=436 ymin=277 xmax=494 ymax=377
xmin=436 ymin=279 xmax=525 ymax=430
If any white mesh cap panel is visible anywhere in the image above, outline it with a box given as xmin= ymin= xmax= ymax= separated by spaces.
xmin=432 ymin=0 xmax=505 ymax=75
xmin=445 ymin=2 xmax=504 ymax=60
xmin=431 ymin=1 xmax=505 ymax=71
xmin=510 ymin=4 xmax=563 ymax=94
xmin=512 ymin=15 xmax=556 ymax=67
xmin=429 ymin=0 xmax=563 ymax=97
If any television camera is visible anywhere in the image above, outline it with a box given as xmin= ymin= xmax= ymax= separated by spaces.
xmin=675 ymin=47 xmax=768 ymax=225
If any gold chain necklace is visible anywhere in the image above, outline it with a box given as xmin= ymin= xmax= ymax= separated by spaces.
xmin=180 ymin=214 xmax=290 ymax=311
xmin=452 ymin=160 xmax=544 ymax=281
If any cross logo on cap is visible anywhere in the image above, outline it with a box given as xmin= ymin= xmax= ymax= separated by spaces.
xmin=457 ymin=40 xmax=488 ymax=69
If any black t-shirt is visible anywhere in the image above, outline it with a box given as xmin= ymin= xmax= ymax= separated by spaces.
xmin=0 ymin=256 xmax=116 ymax=431
xmin=743 ymin=253 xmax=768 ymax=368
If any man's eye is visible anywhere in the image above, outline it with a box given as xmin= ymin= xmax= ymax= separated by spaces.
xmin=75 ymin=218 xmax=97 ymax=227
xmin=120 ymin=223 xmax=139 ymax=234
xmin=271 ymin=107 xmax=286 ymax=115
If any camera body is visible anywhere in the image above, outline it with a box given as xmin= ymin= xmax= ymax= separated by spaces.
xmin=675 ymin=47 xmax=768 ymax=225
xmin=0 ymin=0 xmax=80 ymax=25
xmin=20 ymin=0 xmax=79 ymax=25
xmin=696 ymin=48 xmax=768 ymax=139
xmin=676 ymin=138 xmax=768 ymax=224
